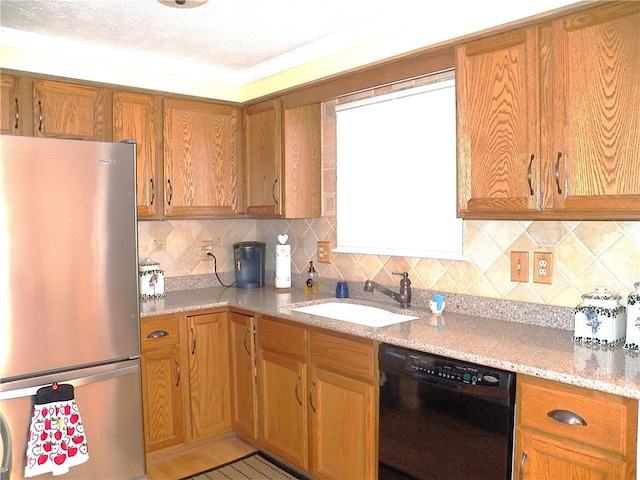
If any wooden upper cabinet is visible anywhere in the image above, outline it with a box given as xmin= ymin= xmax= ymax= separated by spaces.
xmin=544 ymin=2 xmax=640 ymax=217
xmin=33 ymin=80 xmax=107 ymax=140
xmin=244 ymin=99 xmax=282 ymax=216
xmin=244 ymin=99 xmax=322 ymax=219
xmin=163 ymin=98 xmax=240 ymax=218
xmin=456 ymin=28 xmax=541 ymax=217
xmin=113 ymin=91 xmax=161 ymax=219
xmin=457 ymin=2 xmax=640 ymax=220
xmin=1 ymin=74 xmax=23 ymax=135
xmin=283 ymin=103 xmax=322 ymax=218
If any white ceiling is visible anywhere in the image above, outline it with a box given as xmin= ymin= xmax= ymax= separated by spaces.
xmin=0 ymin=0 xmax=584 ymax=98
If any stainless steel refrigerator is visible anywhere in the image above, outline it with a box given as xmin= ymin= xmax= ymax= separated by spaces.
xmin=0 ymin=135 xmax=145 ymax=479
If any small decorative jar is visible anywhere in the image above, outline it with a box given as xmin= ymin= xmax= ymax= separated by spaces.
xmin=139 ymin=258 xmax=165 ymax=300
xmin=573 ymin=286 xmax=625 ymax=346
xmin=623 ymin=282 xmax=640 ymax=351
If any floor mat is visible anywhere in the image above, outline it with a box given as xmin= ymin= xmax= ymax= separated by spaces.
xmin=180 ymin=452 xmax=308 ymax=480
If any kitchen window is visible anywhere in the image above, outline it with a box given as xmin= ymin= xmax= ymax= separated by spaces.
xmin=334 ymin=71 xmax=463 ymax=259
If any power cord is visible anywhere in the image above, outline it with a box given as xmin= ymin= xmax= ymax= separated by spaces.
xmin=207 ymin=252 xmax=235 ymax=288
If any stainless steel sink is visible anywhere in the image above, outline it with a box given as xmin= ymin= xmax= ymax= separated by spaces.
xmin=291 ymin=301 xmax=420 ymax=327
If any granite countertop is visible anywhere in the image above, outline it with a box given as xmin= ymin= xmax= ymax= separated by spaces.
xmin=140 ymin=286 xmax=640 ymax=400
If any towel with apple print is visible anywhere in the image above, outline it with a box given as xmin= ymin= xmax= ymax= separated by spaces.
xmin=25 ymin=384 xmax=89 ymax=477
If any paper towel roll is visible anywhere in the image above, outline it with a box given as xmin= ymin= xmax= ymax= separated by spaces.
xmin=275 ymin=244 xmax=291 ymax=288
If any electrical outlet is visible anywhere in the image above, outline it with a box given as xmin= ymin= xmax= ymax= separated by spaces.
xmin=510 ymin=251 xmax=529 ymax=282
xmin=317 ymin=241 xmax=332 ymax=263
xmin=200 ymin=240 xmax=214 ymax=260
xmin=533 ymin=252 xmax=553 ymax=284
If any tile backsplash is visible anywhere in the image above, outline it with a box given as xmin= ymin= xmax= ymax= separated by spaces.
xmin=138 ymin=76 xmax=639 ymax=309
xmin=138 ymin=218 xmax=639 ymax=309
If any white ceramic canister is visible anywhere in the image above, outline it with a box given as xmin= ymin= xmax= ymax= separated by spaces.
xmin=573 ymin=286 xmax=625 ymax=346
xmin=623 ymin=282 xmax=640 ymax=351
xmin=139 ymin=258 xmax=165 ymax=300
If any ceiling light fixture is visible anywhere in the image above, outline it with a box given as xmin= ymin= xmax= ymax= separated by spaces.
xmin=157 ymin=0 xmax=209 ymax=8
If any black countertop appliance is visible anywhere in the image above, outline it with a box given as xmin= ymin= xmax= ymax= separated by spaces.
xmin=234 ymin=241 xmax=266 ymax=289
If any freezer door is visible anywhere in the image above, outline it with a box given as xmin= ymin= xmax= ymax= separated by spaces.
xmin=0 ymin=135 xmax=140 ymax=380
xmin=0 ymin=360 xmax=145 ymax=480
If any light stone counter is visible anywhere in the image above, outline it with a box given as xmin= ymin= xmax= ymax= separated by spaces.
xmin=140 ymin=286 xmax=640 ymax=400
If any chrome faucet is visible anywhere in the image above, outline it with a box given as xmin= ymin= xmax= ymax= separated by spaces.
xmin=363 ymin=271 xmax=412 ymax=308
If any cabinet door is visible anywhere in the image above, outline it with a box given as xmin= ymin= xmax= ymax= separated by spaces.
xmin=1 ymin=74 xmax=22 ymax=135
xmin=33 ymin=80 xmax=107 ymax=140
xmin=163 ymin=98 xmax=239 ymax=217
xmin=244 ymin=99 xmax=282 ymax=216
xmin=456 ymin=28 xmax=541 ymax=217
xmin=548 ymin=2 xmax=640 ymax=217
xmin=140 ymin=347 xmax=185 ymax=452
xmin=309 ymin=367 xmax=376 ymax=480
xmin=257 ymin=349 xmax=308 ymax=469
xmin=113 ymin=91 xmax=161 ymax=219
xmin=187 ymin=311 xmax=231 ymax=439
xmin=283 ymin=103 xmax=322 ymax=218
xmin=517 ymin=429 xmax=625 ymax=480
xmin=229 ymin=311 xmax=257 ymax=439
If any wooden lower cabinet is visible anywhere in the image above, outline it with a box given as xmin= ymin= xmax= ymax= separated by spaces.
xmin=140 ymin=314 xmax=185 ymax=453
xmin=309 ymin=367 xmax=376 ymax=480
xmin=140 ymin=309 xmax=232 ymax=455
xmin=515 ymin=374 xmax=637 ymax=479
xmin=229 ymin=311 xmax=258 ymax=439
xmin=255 ymin=315 xmax=377 ymax=479
xmin=187 ymin=310 xmax=231 ymax=439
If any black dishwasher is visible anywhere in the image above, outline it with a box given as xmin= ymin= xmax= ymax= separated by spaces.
xmin=379 ymin=344 xmax=516 ymax=480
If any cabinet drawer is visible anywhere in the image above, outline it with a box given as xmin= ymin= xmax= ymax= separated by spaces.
xmin=258 ymin=317 xmax=305 ymax=359
xmin=518 ymin=376 xmax=634 ymax=455
xmin=310 ymin=331 xmax=375 ymax=381
xmin=141 ymin=316 xmax=180 ymax=351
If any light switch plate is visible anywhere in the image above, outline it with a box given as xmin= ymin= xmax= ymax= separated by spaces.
xmin=510 ymin=251 xmax=529 ymax=282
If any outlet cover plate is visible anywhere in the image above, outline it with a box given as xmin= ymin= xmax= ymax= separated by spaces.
xmin=533 ymin=252 xmax=553 ymax=284
xmin=317 ymin=241 xmax=332 ymax=264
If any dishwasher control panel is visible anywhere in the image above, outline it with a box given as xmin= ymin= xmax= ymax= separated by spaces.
xmin=379 ymin=343 xmax=513 ymax=390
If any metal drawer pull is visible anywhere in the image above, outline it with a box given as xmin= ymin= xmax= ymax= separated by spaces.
xmin=309 ymin=381 xmax=317 ymax=413
xmin=147 ymin=330 xmax=169 ymax=339
xmin=14 ymin=98 xmax=19 ymax=130
xmin=37 ymin=100 xmax=44 ymax=132
xmin=149 ymin=178 xmax=155 ymax=206
xmin=548 ymin=409 xmax=587 ymax=426
xmin=175 ymin=359 xmax=180 ymax=387
xmin=527 ymin=154 xmax=535 ymax=196
xmin=191 ymin=327 xmax=196 ymax=355
xmin=271 ymin=178 xmax=279 ymax=206
xmin=295 ymin=376 xmax=302 ymax=406
xmin=519 ymin=451 xmax=527 ymax=480
xmin=243 ymin=329 xmax=251 ymax=355
xmin=554 ymin=152 xmax=563 ymax=194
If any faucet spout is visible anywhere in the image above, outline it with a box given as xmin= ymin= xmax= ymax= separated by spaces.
xmin=363 ymin=272 xmax=411 ymax=308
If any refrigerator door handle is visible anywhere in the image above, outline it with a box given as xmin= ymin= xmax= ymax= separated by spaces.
xmin=0 ymin=362 xmax=139 ymax=401
xmin=0 ymin=412 xmax=11 ymax=480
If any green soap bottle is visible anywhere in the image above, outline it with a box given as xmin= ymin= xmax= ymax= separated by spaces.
xmin=305 ymin=261 xmax=319 ymax=293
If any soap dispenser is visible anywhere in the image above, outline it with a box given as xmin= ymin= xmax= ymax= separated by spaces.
xmin=305 ymin=261 xmax=319 ymax=293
